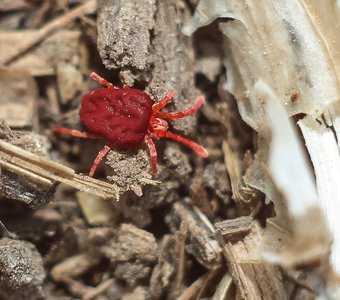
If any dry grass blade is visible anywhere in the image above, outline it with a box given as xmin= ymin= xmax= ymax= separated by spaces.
xmin=0 ymin=139 xmax=119 ymax=199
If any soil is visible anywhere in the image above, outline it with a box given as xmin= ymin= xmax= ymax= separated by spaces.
xmin=0 ymin=1 xmax=310 ymax=299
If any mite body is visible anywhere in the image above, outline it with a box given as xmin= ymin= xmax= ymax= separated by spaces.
xmin=54 ymin=72 xmax=208 ymax=176
xmin=80 ymin=88 xmax=153 ymax=148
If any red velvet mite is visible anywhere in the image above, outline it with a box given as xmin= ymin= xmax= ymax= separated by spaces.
xmin=53 ymin=72 xmax=208 ymax=176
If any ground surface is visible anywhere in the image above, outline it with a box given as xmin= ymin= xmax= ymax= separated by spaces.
xmin=0 ymin=1 xmax=315 ymax=299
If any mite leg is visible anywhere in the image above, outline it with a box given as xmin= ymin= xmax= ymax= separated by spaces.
xmin=152 ymin=90 xmax=175 ymax=112
xmin=119 ymin=75 xmax=129 ymax=89
xmin=158 ymin=130 xmax=208 ymax=158
xmin=144 ymin=135 xmax=158 ymax=175
xmin=90 ymin=72 xmax=118 ymax=89
xmin=89 ymin=145 xmax=111 ymax=177
xmin=53 ymin=127 xmax=102 ymax=139
xmin=155 ymin=96 xmax=205 ymax=120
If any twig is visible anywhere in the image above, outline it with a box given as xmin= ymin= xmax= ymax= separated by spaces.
xmin=0 ymin=0 xmax=97 ymax=66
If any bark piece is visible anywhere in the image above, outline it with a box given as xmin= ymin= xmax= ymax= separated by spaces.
xmin=98 ymin=0 xmax=201 ymax=132
xmin=148 ymin=0 xmax=199 ymax=133
xmin=97 ymin=0 xmax=156 ymax=70
xmin=102 ymin=223 xmax=158 ymax=263
xmin=10 ymin=131 xmax=50 ymax=157
xmin=130 ymin=179 xmax=180 ymax=210
xmin=164 ymin=145 xmax=192 ymax=178
xmin=0 ymin=170 xmax=58 ymax=208
xmin=214 ymin=216 xmax=253 ymax=242
xmin=51 ymin=252 xmax=102 ymax=283
xmin=166 ymin=202 xmax=222 ymax=269
xmin=0 ymin=238 xmax=46 ymax=300
xmin=215 ymin=218 xmax=286 ymax=300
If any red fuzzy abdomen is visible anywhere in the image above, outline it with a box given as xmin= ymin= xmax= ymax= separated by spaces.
xmin=79 ymin=88 xmax=152 ymax=148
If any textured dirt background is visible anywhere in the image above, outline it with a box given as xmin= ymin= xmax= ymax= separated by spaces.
xmin=0 ymin=1 xmax=316 ymax=299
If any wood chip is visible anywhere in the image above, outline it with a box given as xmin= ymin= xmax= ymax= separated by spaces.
xmin=148 ymin=0 xmax=200 ymax=133
xmin=97 ymin=0 xmax=156 ymax=70
xmin=214 ymin=216 xmax=253 ymax=242
xmin=166 ymin=202 xmax=222 ymax=269
xmin=102 ymin=223 xmax=158 ymax=263
xmin=215 ymin=218 xmax=286 ymax=300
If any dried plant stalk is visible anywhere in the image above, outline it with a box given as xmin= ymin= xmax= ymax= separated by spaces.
xmin=0 ymin=139 xmax=119 ymax=199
